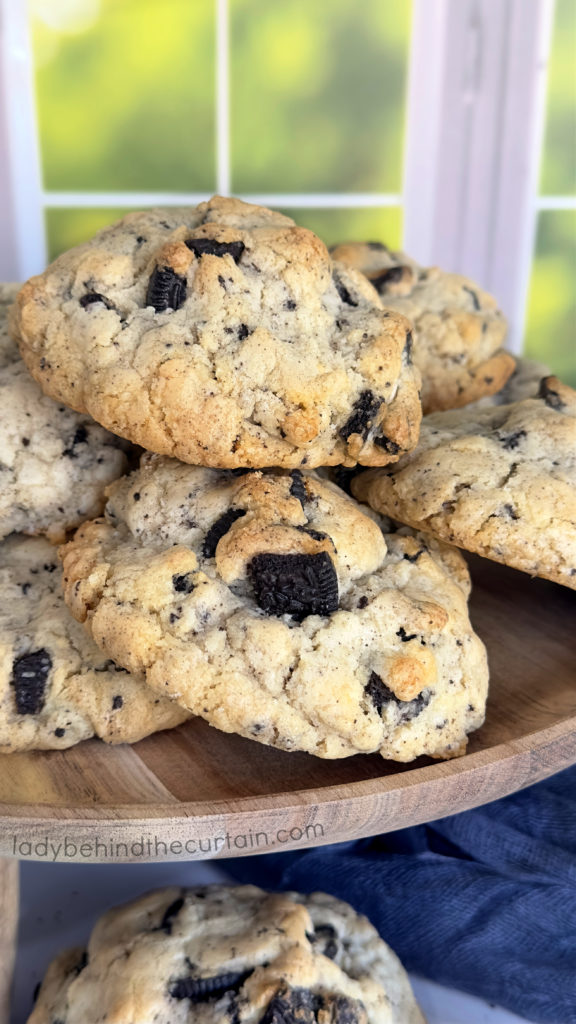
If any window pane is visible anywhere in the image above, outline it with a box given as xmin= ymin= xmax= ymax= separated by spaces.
xmin=230 ymin=0 xmax=412 ymax=193
xmin=539 ymin=0 xmax=576 ymax=195
xmin=45 ymin=205 xmax=403 ymax=264
xmin=525 ymin=211 xmax=576 ymax=385
xmin=279 ymin=207 xmax=403 ymax=251
xmin=31 ymin=0 xmax=215 ymax=192
xmin=45 ymin=208 xmax=138 ymax=261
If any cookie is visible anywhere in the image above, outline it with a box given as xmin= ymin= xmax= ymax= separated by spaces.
xmin=0 ymin=535 xmax=188 ymax=751
xmin=0 ymin=282 xmax=20 ymax=368
xmin=1 ymin=295 xmax=132 ymax=542
xmin=27 ymin=885 xmax=425 ymax=1024
xmin=352 ymin=376 xmax=576 ymax=589
xmin=330 ymin=241 xmax=514 ymax=414
xmin=60 ymin=457 xmax=488 ymax=762
xmin=472 ymin=356 xmax=550 ymax=407
xmin=14 ymin=197 xmax=421 ymax=469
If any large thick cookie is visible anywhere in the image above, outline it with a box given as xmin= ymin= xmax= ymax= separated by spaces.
xmin=60 ymin=457 xmax=488 ymax=761
xmin=352 ymin=377 xmax=576 ymax=589
xmin=27 ymin=885 xmax=425 ymax=1024
xmin=0 ymin=535 xmax=188 ymax=751
xmin=14 ymin=198 xmax=421 ymax=469
xmin=331 ymin=241 xmax=513 ymax=414
xmin=1 ymin=295 xmax=131 ymax=542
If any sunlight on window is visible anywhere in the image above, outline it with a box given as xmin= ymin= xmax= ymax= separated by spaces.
xmin=539 ymin=0 xmax=576 ymax=195
xmin=525 ymin=212 xmax=576 ymax=385
xmin=525 ymin=0 xmax=576 ymax=383
xmin=230 ymin=0 xmax=412 ymax=193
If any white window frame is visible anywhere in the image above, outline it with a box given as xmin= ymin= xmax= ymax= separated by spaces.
xmin=403 ymin=0 xmax=557 ymax=353
xmin=0 ymin=0 xmax=570 ymax=355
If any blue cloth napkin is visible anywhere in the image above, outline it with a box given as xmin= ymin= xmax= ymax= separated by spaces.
xmin=226 ymin=766 xmax=576 ymax=1023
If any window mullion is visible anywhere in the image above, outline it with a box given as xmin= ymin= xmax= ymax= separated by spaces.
xmin=0 ymin=0 xmax=46 ymax=279
xmin=216 ymin=0 xmax=231 ymax=196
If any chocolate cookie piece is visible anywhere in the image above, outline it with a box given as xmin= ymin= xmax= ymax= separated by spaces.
xmin=27 ymin=886 xmax=425 ymax=1024
xmin=14 ymin=198 xmax=421 ymax=469
xmin=59 ymin=456 xmax=488 ymax=762
xmin=353 ymin=377 xmax=576 ymax=589
xmin=0 ymin=535 xmax=188 ymax=752
xmin=331 ymin=240 xmax=513 ymax=414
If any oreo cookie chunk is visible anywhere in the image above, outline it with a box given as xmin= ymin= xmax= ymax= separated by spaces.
xmin=59 ymin=456 xmax=488 ymax=762
xmin=27 ymin=886 xmax=425 ymax=1024
xmin=331 ymin=240 xmax=514 ymax=414
xmin=0 ymin=293 xmax=132 ymax=542
xmin=352 ymin=377 xmax=576 ymax=590
xmin=0 ymin=535 xmax=188 ymax=752
xmin=14 ymin=197 xmax=421 ymax=469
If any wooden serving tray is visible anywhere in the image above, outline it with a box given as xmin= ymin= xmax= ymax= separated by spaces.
xmin=0 ymin=558 xmax=574 ymax=863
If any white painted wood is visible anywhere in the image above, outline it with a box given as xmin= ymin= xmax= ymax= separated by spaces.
xmin=402 ymin=0 xmax=451 ymax=266
xmin=0 ymin=0 xmax=46 ymax=279
xmin=489 ymin=0 xmax=555 ymax=352
xmin=537 ymin=195 xmax=576 ymax=210
xmin=215 ymin=0 xmax=230 ymax=196
xmin=403 ymin=0 xmax=555 ymax=353
xmin=41 ymin=191 xmax=403 ymax=209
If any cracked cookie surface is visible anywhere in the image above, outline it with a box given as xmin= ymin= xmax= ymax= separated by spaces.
xmin=27 ymin=885 xmax=425 ymax=1024
xmin=0 ymin=535 xmax=188 ymax=751
xmin=60 ymin=457 xmax=488 ymax=761
xmin=14 ymin=198 xmax=421 ymax=469
xmin=331 ymin=241 xmax=513 ymax=414
xmin=352 ymin=376 xmax=576 ymax=589
xmin=1 ymin=293 xmax=131 ymax=542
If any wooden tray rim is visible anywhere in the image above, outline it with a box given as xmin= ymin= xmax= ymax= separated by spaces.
xmin=2 ymin=715 xmax=573 ymax=826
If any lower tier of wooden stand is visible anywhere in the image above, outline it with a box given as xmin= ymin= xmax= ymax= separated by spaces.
xmin=0 ymin=557 xmax=574 ymax=863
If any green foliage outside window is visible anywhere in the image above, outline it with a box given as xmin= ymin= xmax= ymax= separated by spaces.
xmin=526 ymin=0 xmax=576 ymax=384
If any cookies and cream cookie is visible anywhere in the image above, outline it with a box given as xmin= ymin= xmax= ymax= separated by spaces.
xmin=352 ymin=377 xmax=576 ymax=589
xmin=14 ymin=198 xmax=421 ymax=469
xmin=0 ymin=534 xmax=188 ymax=751
xmin=27 ymin=885 xmax=425 ymax=1024
xmin=1 ymin=293 xmax=131 ymax=543
xmin=60 ymin=457 xmax=488 ymax=762
xmin=472 ymin=356 xmax=550 ymax=407
xmin=331 ymin=241 xmax=513 ymax=413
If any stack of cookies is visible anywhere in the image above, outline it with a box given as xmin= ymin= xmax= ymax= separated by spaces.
xmin=3 ymin=196 xmax=574 ymax=762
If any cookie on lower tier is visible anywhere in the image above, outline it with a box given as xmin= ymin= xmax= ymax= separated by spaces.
xmin=27 ymin=885 xmax=425 ymax=1024
xmin=0 ymin=535 xmax=188 ymax=751
xmin=1 ymin=291 xmax=132 ymax=542
xmin=60 ymin=456 xmax=488 ymax=761
xmin=352 ymin=376 xmax=576 ymax=589
xmin=330 ymin=241 xmax=513 ymax=413
xmin=14 ymin=197 xmax=422 ymax=469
